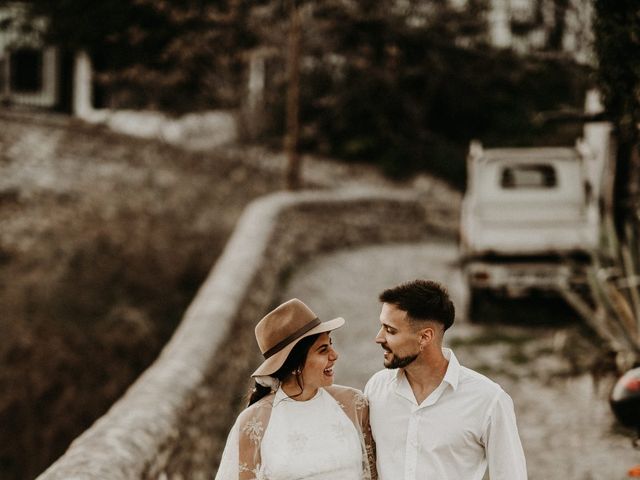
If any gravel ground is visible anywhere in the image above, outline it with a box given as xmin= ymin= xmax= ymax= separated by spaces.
xmin=281 ymin=241 xmax=640 ymax=480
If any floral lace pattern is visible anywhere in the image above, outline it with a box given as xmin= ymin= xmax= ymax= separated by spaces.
xmin=242 ymin=418 xmax=264 ymax=445
xmin=215 ymin=385 xmax=377 ymax=480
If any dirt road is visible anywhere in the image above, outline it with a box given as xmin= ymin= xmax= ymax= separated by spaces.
xmin=282 ymin=240 xmax=639 ymax=480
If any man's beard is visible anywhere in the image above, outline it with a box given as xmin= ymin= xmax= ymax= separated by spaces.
xmin=383 ymin=348 xmax=418 ymax=369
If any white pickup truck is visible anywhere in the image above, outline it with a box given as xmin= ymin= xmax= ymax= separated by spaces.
xmin=460 ymin=141 xmax=600 ymax=315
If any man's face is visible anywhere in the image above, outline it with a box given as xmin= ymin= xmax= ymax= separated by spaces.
xmin=375 ymin=303 xmax=420 ymax=369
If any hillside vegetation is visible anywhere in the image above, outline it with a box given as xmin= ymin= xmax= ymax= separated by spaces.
xmin=0 ymin=113 xmax=281 ymax=479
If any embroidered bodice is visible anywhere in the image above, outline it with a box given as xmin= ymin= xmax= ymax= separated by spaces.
xmin=260 ymin=388 xmax=361 ymax=479
xmin=215 ymin=385 xmax=377 ymax=480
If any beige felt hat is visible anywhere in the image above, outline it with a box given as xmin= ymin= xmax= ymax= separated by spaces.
xmin=251 ymin=298 xmax=345 ymax=377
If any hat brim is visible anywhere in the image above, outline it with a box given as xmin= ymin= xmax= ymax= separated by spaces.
xmin=251 ymin=317 xmax=345 ymax=377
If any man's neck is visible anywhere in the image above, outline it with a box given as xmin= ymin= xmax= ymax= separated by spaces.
xmin=403 ymin=348 xmax=449 ymax=405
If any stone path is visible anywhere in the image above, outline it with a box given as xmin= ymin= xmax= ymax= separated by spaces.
xmin=281 ymin=241 xmax=640 ymax=480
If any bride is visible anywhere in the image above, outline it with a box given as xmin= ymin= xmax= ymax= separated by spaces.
xmin=215 ymin=298 xmax=376 ymax=480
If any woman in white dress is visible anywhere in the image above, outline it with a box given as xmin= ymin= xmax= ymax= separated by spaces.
xmin=215 ymin=298 xmax=376 ymax=480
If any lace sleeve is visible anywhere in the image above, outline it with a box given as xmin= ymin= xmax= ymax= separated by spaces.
xmin=325 ymin=386 xmax=378 ymax=480
xmin=356 ymin=394 xmax=378 ymax=480
xmin=215 ymin=396 xmax=274 ymax=480
xmin=215 ymin=418 xmax=239 ymax=480
xmin=238 ymin=411 xmax=266 ymax=479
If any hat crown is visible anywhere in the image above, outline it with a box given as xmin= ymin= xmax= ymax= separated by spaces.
xmin=255 ymin=299 xmax=318 ymax=355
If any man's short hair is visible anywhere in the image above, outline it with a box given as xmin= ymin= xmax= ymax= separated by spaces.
xmin=379 ymin=279 xmax=455 ymax=330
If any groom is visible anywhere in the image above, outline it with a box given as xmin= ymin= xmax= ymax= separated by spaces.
xmin=364 ymin=279 xmax=527 ymax=479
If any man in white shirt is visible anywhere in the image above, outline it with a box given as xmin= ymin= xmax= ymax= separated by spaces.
xmin=364 ymin=279 xmax=527 ymax=480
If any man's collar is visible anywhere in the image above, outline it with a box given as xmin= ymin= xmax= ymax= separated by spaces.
xmin=441 ymin=347 xmax=460 ymax=391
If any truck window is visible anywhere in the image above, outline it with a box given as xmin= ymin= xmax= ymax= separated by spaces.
xmin=500 ymin=164 xmax=557 ymax=189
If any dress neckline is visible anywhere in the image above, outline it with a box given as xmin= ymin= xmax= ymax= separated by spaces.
xmin=274 ymin=386 xmax=323 ymax=406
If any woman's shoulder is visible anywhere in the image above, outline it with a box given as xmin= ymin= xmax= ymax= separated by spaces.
xmin=324 ymin=384 xmax=367 ymax=405
xmin=237 ymin=393 xmax=275 ymax=423
xmin=325 ymin=384 xmax=363 ymax=395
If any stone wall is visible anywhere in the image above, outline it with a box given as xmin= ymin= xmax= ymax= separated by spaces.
xmin=37 ymin=188 xmax=432 ymax=480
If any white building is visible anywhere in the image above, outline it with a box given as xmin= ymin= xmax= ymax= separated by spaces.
xmin=0 ymin=3 xmax=63 ymax=109
xmin=0 ymin=2 xmax=93 ymax=115
xmin=486 ymin=0 xmax=594 ymax=64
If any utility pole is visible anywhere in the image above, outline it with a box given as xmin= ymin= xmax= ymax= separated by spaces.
xmin=284 ymin=0 xmax=302 ymax=190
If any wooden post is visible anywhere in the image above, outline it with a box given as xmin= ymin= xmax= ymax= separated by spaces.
xmin=245 ymin=51 xmax=266 ymax=140
xmin=72 ymin=50 xmax=93 ymax=118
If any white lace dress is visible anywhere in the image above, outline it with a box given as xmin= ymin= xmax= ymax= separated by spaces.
xmin=215 ymin=386 xmax=376 ymax=480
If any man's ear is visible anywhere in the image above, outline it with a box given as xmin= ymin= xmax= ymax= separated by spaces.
xmin=419 ymin=321 xmax=444 ymax=349
xmin=419 ymin=326 xmax=435 ymax=348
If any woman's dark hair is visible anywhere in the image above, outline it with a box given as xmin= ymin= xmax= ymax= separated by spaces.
xmin=248 ymin=333 xmax=320 ymax=406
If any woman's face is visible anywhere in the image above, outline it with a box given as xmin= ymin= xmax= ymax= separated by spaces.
xmin=301 ymin=332 xmax=339 ymax=390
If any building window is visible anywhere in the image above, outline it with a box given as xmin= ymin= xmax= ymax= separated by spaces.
xmin=10 ymin=48 xmax=43 ymax=93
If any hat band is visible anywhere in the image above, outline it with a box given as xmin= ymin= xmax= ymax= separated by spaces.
xmin=263 ymin=317 xmax=321 ymax=359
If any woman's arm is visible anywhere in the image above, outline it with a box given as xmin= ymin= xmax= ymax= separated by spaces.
xmin=358 ymin=396 xmax=378 ymax=480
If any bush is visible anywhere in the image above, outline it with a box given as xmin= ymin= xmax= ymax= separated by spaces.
xmin=0 ymin=215 xmax=223 ymax=479
xmin=0 ymin=310 xmax=161 ymax=478
xmin=0 ymin=120 xmax=280 ymax=479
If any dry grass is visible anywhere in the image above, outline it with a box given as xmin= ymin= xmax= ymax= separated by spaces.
xmin=0 ymin=113 xmax=281 ymax=479
xmin=559 ymin=212 xmax=640 ymax=372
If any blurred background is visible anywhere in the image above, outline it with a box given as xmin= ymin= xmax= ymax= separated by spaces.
xmin=0 ymin=0 xmax=638 ymax=478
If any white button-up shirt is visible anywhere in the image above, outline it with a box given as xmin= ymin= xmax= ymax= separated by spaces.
xmin=364 ymin=349 xmax=527 ymax=480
